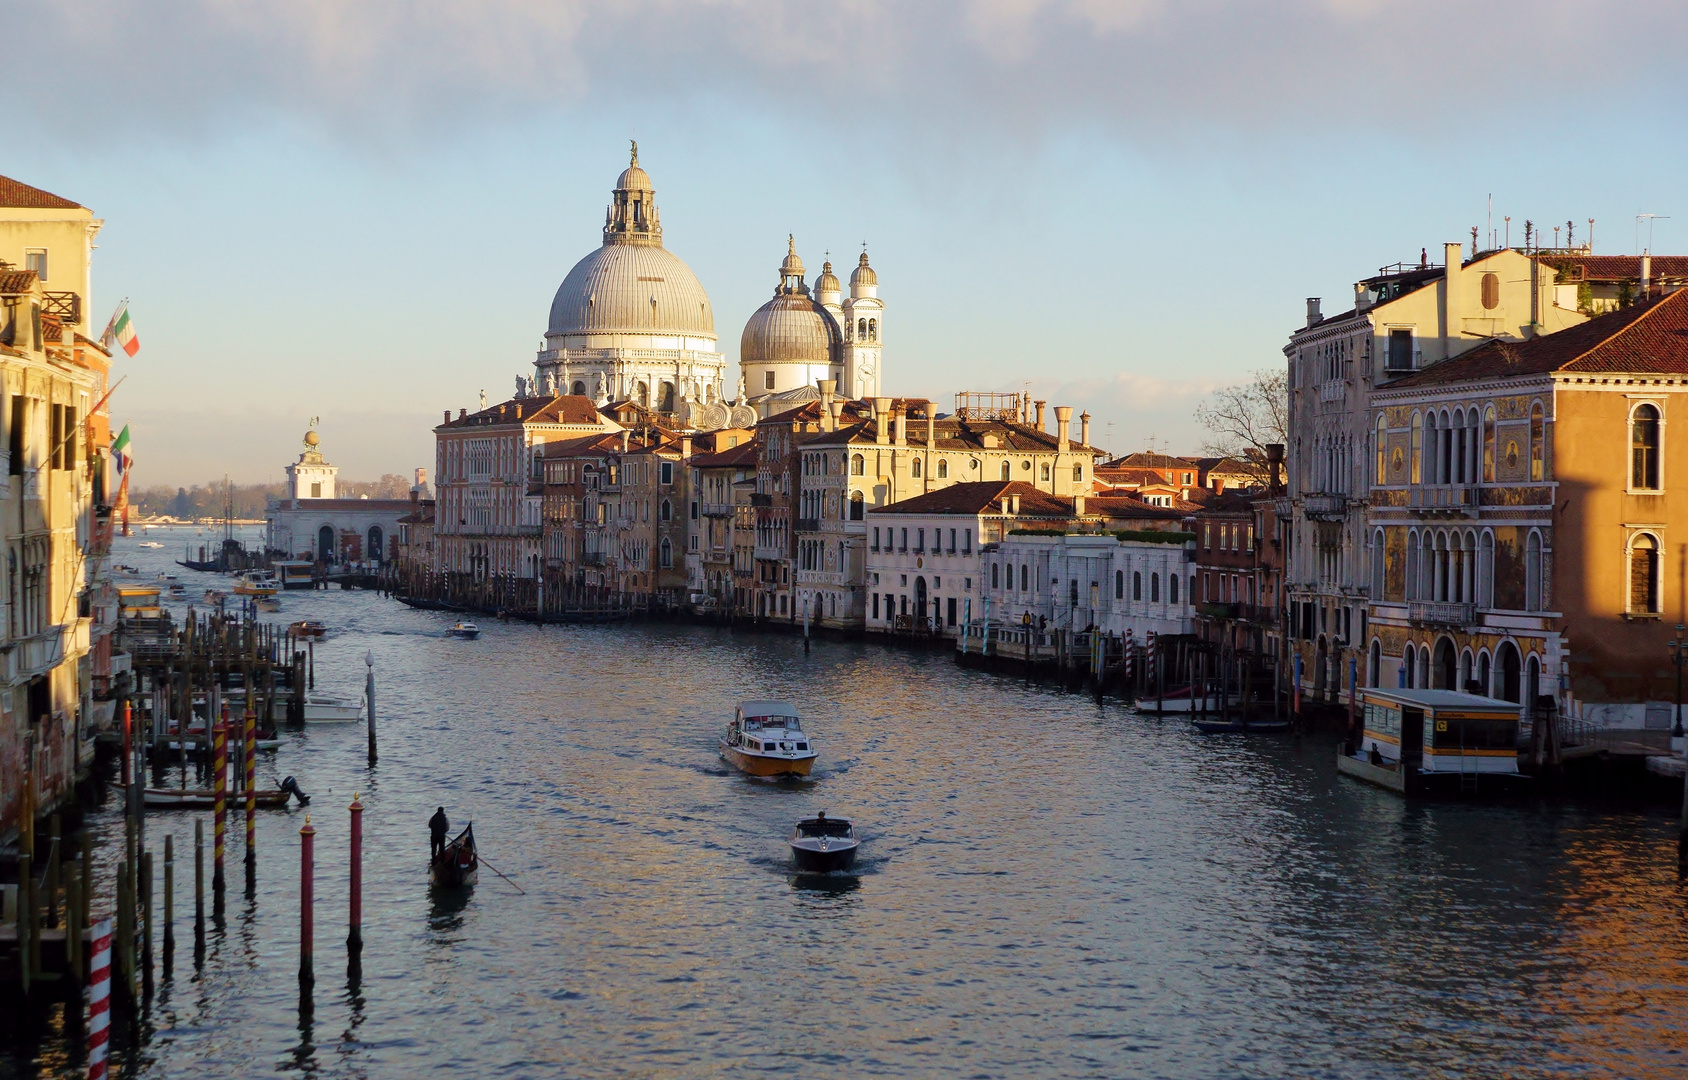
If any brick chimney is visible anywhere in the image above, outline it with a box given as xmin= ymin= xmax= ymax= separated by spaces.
xmin=1079 ymin=411 xmax=1091 ymax=447
xmin=1055 ymin=406 xmax=1072 ymax=452
xmin=1034 ymin=400 xmax=1047 ymax=431
xmin=680 ymin=435 xmax=693 ymax=460
xmin=444 ymin=410 xmax=451 ymax=425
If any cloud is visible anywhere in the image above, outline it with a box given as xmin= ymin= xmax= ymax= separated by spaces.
xmin=12 ymin=1 xmax=1688 ymax=144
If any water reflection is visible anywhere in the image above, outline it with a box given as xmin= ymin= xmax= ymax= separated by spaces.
xmin=4 ymin=526 xmax=1685 ymax=1079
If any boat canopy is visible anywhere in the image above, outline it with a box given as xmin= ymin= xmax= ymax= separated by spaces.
xmin=737 ymin=700 xmax=800 ymax=721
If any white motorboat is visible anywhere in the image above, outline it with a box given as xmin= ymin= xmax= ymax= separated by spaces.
xmin=450 ymin=622 xmax=481 ymax=639
xmin=721 ymin=701 xmax=818 ymax=777
xmin=300 ymin=695 xmax=364 ymax=723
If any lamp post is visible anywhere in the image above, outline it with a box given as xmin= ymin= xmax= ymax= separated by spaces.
xmin=1670 ymin=623 xmax=1687 ymax=741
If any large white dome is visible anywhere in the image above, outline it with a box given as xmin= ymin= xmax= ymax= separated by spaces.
xmin=548 ymin=243 xmax=715 ymax=338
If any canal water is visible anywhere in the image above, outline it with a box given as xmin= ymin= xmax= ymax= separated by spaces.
xmin=6 ymin=527 xmax=1688 ymax=1078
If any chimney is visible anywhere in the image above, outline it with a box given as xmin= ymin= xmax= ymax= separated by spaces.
xmin=925 ymin=411 xmax=935 ymax=459
xmin=1079 ymin=411 xmax=1091 ymax=447
xmin=621 ymin=430 xmax=630 ymax=453
xmin=1265 ymin=443 xmax=1285 ymax=494
xmin=828 ymin=399 xmax=843 ymax=431
xmin=1009 ymin=493 xmax=1020 ymax=514
xmin=1055 ymin=406 xmax=1072 ymax=452
xmin=1354 ymin=281 xmax=1373 ymax=313
xmin=874 ymin=397 xmax=891 ymax=445
xmin=1641 ymin=251 xmax=1652 ymax=299
xmin=1000 ymin=496 xmax=1011 ymax=515
xmin=1443 ymin=241 xmax=1463 ymax=358
xmin=680 ymin=435 xmax=693 ymax=460
xmin=1305 ymin=297 xmax=1322 ymax=327
xmin=819 ymin=379 xmax=836 ymax=430
xmin=458 ymin=408 xmax=467 ymax=421
xmin=444 ymin=410 xmax=451 ymax=425
xmin=1034 ymin=400 xmax=1047 ymax=431
xmin=1073 ymin=494 xmax=1085 ymax=516
xmin=894 ymin=407 xmax=907 ymax=447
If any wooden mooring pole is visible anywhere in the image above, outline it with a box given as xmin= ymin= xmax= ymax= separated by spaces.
xmin=299 ymin=815 xmax=316 ymax=988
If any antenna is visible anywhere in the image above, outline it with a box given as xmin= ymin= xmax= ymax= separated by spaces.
xmin=1504 ymin=216 xmax=1511 ymax=249
xmin=1587 ymin=218 xmax=1595 ymax=253
xmin=1487 ymin=194 xmax=1492 ymax=251
xmin=1637 ymin=213 xmax=1670 ymax=254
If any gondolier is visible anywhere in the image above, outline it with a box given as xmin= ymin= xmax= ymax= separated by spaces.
xmin=429 ymin=807 xmax=450 ymax=859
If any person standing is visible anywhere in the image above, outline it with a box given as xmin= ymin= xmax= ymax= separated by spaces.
xmin=429 ymin=806 xmax=450 ymax=859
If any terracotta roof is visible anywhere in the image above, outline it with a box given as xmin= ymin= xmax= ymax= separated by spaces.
xmin=870 ymin=481 xmax=1073 ymax=517
xmin=1096 ymin=466 xmax=1173 ymax=487
xmin=1537 ymin=254 xmax=1688 ymax=282
xmin=691 ymin=443 xmax=757 ymax=469
xmin=1383 ymin=289 xmax=1688 ymax=389
xmin=0 ymin=175 xmax=83 ymax=210
xmin=539 ymin=432 xmax=628 ymax=459
xmin=1087 ymin=496 xmax=1190 ymax=523
xmin=440 ymin=394 xmax=610 ymax=429
xmin=0 ymin=269 xmax=39 ymax=294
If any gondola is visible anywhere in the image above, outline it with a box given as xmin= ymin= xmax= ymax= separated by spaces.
xmin=431 ymin=823 xmax=479 ymax=888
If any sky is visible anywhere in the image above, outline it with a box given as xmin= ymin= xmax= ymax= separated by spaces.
xmin=6 ymin=0 xmax=1688 ymax=486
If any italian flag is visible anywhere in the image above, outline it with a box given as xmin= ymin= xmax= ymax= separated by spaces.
xmin=112 ymin=424 xmax=130 ymax=474
xmin=104 ymin=302 xmax=139 ymax=357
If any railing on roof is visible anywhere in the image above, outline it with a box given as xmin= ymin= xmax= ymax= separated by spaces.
xmin=42 ymin=291 xmax=81 ymax=323
xmin=1375 ymin=261 xmax=1443 ymax=276
xmin=954 ymin=391 xmax=1027 ymax=422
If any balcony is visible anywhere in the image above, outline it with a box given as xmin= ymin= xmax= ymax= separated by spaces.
xmin=702 ymin=502 xmax=734 ymax=518
xmin=42 ymin=291 xmax=81 ymax=323
xmin=1408 ymin=485 xmax=1479 ymax=516
xmin=1303 ymin=494 xmax=1348 ymax=520
xmin=796 ymin=518 xmax=821 ymax=533
xmin=1409 ymin=600 xmax=1475 ymax=626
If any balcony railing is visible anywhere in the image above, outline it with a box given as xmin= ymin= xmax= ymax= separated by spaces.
xmin=1303 ymin=494 xmax=1348 ymax=518
xmin=1408 ymin=485 xmax=1479 ymax=514
xmin=42 ymin=291 xmax=81 ymax=323
xmin=1408 ymin=600 xmax=1475 ymax=626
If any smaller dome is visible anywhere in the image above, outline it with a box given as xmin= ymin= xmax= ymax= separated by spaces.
xmin=851 ymin=250 xmax=877 ymax=287
xmin=815 ymin=260 xmax=841 ymax=296
xmin=617 ymin=140 xmax=652 ymax=192
xmin=780 ymin=235 xmax=804 ymax=280
xmin=740 ymin=293 xmax=842 ymax=366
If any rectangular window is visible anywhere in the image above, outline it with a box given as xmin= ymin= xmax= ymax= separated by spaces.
xmin=916 ymin=528 xmax=925 ymax=552
xmin=900 ymin=528 xmax=908 ymax=552
xmin=661 ymin=461 xmax=674 ymax=485
xmin=764 ymin=371 xmax=776 ymax=390
xmin=24 ymin=250 xmax=46 ymax=281
xmin=948 ymin=528 xmax=957 ymax=553
xmin=872 ymin=593 xmax=880 ymax=620
xmin=1388 ymin=329 xmax=1413 ymax=371
xmin=963 ymin=529 xmax=972 ymax=554
xmin=872 ymin=527 xmax=880 ymax=552
xmin=310 ymin=482 xmax=322 ymax=498
xmin=947 ymin=597 xmax=957 ymax=627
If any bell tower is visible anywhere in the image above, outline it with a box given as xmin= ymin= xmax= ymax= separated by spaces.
xmin=842 ymin=248 xmax=882 ymax=399
xmin=286 ymin=420 xmax=338 ymax=501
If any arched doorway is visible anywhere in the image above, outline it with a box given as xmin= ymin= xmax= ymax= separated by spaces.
xmin=1314 ymin=637 xmax=1328 ymax=698
xmin=572 ymin=381 xmax=586 ymax=396
xmin=1433 ymin=637 xmax=1456 ymax=690
xmin=1402 ymin=644 xmax=1416 ymax=688
xmin=318 ymin=525 xmax=334 ymax=562
xmin=914 ymin=577 xmax=928 ymax=627
xmin=1498 ymin=642 xmax=1522 ymax=702
xmin=1369 ymin=639 xmax=1381 ymax=688
xmin=1526 ymin=654 xmax=1541 ymax=710
xmin=367 ymin=525 xmax=384 ymax=564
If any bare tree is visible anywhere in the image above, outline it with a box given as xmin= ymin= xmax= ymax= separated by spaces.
xmin=1192 ymin=368 xmax=1288 ymax=484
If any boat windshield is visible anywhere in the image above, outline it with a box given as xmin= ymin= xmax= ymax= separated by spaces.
xmin=745 ymin=715 xmax=800 ymax=731
xmin=796 ymin=819 xmax=851 ymax=838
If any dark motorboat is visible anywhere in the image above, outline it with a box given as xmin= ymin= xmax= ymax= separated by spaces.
xmin=789 ymin=813 xmax=858 ymax=873
xmin=1192 ymin=718 xmax=1290 ymax=734
xmin=431 ymin=823 xmax=479 ymax=887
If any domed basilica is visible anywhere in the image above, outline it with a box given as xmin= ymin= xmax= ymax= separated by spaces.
xmin=533 ymin=145 xmax=882 ymax=428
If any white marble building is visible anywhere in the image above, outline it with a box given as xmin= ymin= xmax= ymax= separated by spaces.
xmin=265 ymin=427 xmax=424 ymax=565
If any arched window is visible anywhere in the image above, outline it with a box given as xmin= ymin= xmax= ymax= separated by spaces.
xmin=1375 ymin=414 xmax=1387 ymax=484
xmin=851 ymin=454 xmax=864 ymax=476
xmin=1000 ymin=461 xmax=1011 ymax=481
xmin=1020 ymin=564 xmax=1029 ymax=591
xmin=912 ymin=458 xmax=922 ymax=478
xmin=992 ymin=563 xmax=1000 ymax=588
xmin=849 ymin=492 xmax=864 ymax=520
xmin=1133 ymin=571 xmax=1142 ymax=601
xmin=1150 ymin=573 xmax=1160 ymax=602
xmin=1040 ymin=463 xmax=1051 ymax=482
xmin=1459 ymin=648 xmax=1473 ymax=691
xmin=1481 ymin=272 xmax=1500 ymax=309
xmin=1371 ymin=527 xmax=1385 ymax=597
xmin=1483 ymin=405 xmax=1496 ymax=482
xmin=1073 ymin=464 xmax=1084 ymax=482
xmin=1479 ymin=531 xmax=1495 ymax=608
xmin=367 ymin=526 xmax=383 ymax=563
xmin=1630 ymin=533 xmax=1660 ymax=614
xmin=1402 ymin=644 xmax=1416 ymax=688
xmin=636 ymin=381 xmax=650 ymax=408
xmin=1478 ymin=650 xmax=1491 ymax=696
xmin=572 ymin=380 xmax=586 ymax=396
xmin=858 ymin=318 xmax=867 ymax=339
xmin=1169 ymin=573 xmax=1179 ymax=604
xmin=1498 ymin=642 xmax=1521 ymax=702
xmin=937 ymin=459 xmax=948 ymax=479
xmin=660 ymin=499 xmax=672 ymax=522
xmin=1525 ymin=530 xmax=1542 ymax=611
xmin=659 ymin=537 xmax=672 ymax=568
xmin=1530 ymin=402 xmax=1545 ymax=481
xmin=1410 ymin=412 xmax=1423 ymax=484
xmin=1115 ymin=570 xmax=1124 ymax=599
xmin=1369 ymin=639 xmax=1381 ymax=688
xmin=1405 ymin=528 xmax=1419 ymax=599
xmin=1632 ymin=403 xmax=1660 ymax=489
xmin=869 ymin=319 xmax=877 ymax=341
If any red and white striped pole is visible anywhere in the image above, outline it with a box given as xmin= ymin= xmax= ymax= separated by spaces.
xmin=243 ymin=706 xmax=257 ymax=869
xmin=86 ymin=917 xmax=113 ymax=1080
xmin=213 ymin=707 xmax=229 ymax=902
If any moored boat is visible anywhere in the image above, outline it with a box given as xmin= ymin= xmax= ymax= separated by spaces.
xmin=790 ymin=812 xmax=858 ymax=872
xmin=450 ymin=621 xmax=480 ymax=639
xmin=721 ymin=701 xmax=817 ymax=778
xmin=431 ymin=823 xmax=479 ymax=887
xmin=232 ymin=573 xmax=280 ymax=597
